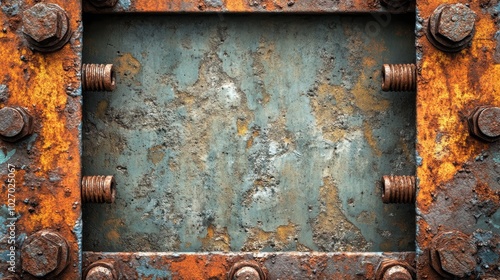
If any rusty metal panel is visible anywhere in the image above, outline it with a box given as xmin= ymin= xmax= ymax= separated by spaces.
xmin=82 ymin=251 xmax=416 ymax=279
xmin=82 ymin=14 xmax=416 ymax=253
xmin=416 ymin=0 xmax=500 ymax=279
xmin=83 ymin=0 xmax=414 ymax=14
xmin=0 ymin=0 xmax=82 ymax=279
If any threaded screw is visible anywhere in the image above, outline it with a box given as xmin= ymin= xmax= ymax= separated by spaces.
xmin=382 ymin=175 xmax=416 ymax=204
xmin=82 ymin=175 xmax=116 ymax=203
xmin=382 ymin=64 xmax=416 ymax=92
xmin=82 ymin=64 xmax=116 ymax=91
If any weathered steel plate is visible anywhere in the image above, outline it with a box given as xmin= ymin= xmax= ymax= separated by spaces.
xmin=82 ymin=14 xmax=416 ymax=253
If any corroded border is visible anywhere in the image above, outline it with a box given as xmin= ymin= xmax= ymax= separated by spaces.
xmin=83 ymin=0 xmax=415 ymax=14
xmin=83 ymin=251 xmax=415 ymax=279
xmin=0 ymin=0 xmax=82 ymax=279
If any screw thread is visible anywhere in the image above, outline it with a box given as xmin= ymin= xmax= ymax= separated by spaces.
xmin=82 ymin=64 xmax=116 ymax=91
xmin=82 ymin=175 xmax=116 ymax=203
xmin=382 ymin=175 xmax=416 ymax=204
xmin=382 ymin=64 xmax=416 ymax=92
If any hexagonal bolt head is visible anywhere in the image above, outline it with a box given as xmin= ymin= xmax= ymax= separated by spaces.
xmin=426 ymin=4 xmax=477 ymax=52
xmin=22 ymin=3 xmax=71 ymax=52
xmin=21 ymin=230 xmax=70 ymax=278
xmin=87 ymin=0 xmax=119 ymax=8
xmin=376 ymin=260 xmax=415 ymax=280
xmin=228 ymin=261 xmax=267 ymax=280
xmin=468 ymin=106 xmax=500 ymax=142
xmin=430 ymin=231 xmax=477 ymax=278
xmin=0 ymin=107 xmax=33 ymax=142
xmin=84 ymin=259 xmax=119 ymax=280
xmin=437 ymin=4 xmax=476 ymax=43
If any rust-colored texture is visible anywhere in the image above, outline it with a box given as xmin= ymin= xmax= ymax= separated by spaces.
xmin=0 ymin=0 xmax=82 ymax=279
xmin=416 ymin=0 xmax=500 ymax=279
xmin=83 ymin=252 xmax=415 ymax=279
xmin=83 ymin=0 xmax=414 ymax=13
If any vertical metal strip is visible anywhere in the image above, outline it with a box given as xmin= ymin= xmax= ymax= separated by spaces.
xmin=416 ymin=0 xmax=500 ymax=279
xmin=0 ymin=0 xmax=82 ymax=279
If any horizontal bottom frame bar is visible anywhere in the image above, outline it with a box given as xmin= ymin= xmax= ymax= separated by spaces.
xmin=83 ymin=251 xmax=415 ymax=279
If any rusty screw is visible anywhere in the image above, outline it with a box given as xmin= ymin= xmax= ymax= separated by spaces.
xmin=82 ymin=175 xmax=117 ymax=203
xmin=376 ymin=260 xmax=415 ymax=280
xmin=430 ymin=231 xmax=477 ymax=279
xmin=21 ymin=230 xmax=70 ymax=278
xmin=381 ymin=175 xmax=416 ymax=204
xmin=82 ymin=64 xmax=116 ymax=91
xmin=22 ymin=3 xmax=72 ymax=52
xmin=0 ymin=107 xmax=33 ymax=142
xmin=228 ymin=261 xmax=267 ymax=280
xmin=468 ymin=106 xmax=500 ymax=142
xmin=87 ymin=0 xmax=119 ymax=8
xmin=382 ymin=64 xmax=416 ymax=92
xmin=426 ymin=3 xmax=476 ymax=52
xmin=84 ymin=259 xmax=119 ymax=280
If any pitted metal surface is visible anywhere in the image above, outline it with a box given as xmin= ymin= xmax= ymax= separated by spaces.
xmin=82 ymin=14 xmax=416 ymax=252
xmin=416 ymin=1 xmax=500 ymax=278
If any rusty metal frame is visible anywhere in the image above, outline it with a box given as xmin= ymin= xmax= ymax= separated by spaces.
xmin=82 ymin=252 xmax=416 ymax=279
xmin=82 ymin=0 xmax=414 ymax=14
xmin=3 ymin=0 xmax=500 ymax=279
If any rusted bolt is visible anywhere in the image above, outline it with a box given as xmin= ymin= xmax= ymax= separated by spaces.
xmin=84 ymin=259 xmax=119 ymax=280
xmin=228 ymin=261 xmax=267 ymax=280
xmin=21 ymin=230 xmax=70 ymax=278
xmin=426 ymin=3 xmax=476 ymax=52
xmin=0 ymin=107 xmax=34 ymax=142
xmin=82 ymin=64 xmax=116 ymax=91
xmin=376 ymin=259 xmax=415 ymax=280
xmin=468 ymin=106 xmax=500 ymax=142
xmin=381 ymin=175 xmax=416 ymax=204
xmin=380 ymin=0 xmax=411 ymax=9
xmin=87 ymin=0 xmax=119 ymax=8
xmin=430 ymin=231 xmax=477 ymax=279
xmin=82 ymin=175 xmax=116 ymax=203
xmin=383 ymin=265 xmax=413 ymax=280
xmin=382 ymin=64 xmax=416 ymax=92
xmin=22 ymin=3 xmax=72 ymax=52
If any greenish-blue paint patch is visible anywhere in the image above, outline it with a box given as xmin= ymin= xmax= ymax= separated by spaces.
xmin=0 ymin=149 xmax=15 ymax=165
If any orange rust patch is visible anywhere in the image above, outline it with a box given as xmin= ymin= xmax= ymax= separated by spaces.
xmin=169 ymin=254 xmax=228 ymax=279
xmin=363 ymin=122 xmax=382 ymax=157
xmin=115 ymin=52 xmax=141 ymax=80
xmin=106 ymin=229 xmax=120 ymax=241
xmin=352 ymin=72 xmax=390 ymax=113
xmin=246 ymin=128 xmax=260 ymax=149
xmin=236 ymin=118 xmax=248 ymax=136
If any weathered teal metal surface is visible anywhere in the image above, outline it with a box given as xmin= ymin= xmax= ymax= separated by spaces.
xmin=82 ymin=14 xmax=415 ymax=252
